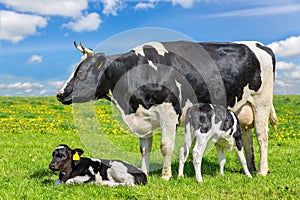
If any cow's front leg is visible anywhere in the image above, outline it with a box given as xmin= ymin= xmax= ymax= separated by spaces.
xmin=160 ymin=123 xmax=177 ymax=180
xmin=140 ymin=136 xmax=153 ymax=175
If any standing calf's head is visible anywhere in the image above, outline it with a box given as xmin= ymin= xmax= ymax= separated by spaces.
xmin=49 ymin=144 xmax=84 ymax=172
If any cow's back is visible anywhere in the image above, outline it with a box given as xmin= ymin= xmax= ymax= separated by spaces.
xmin=126 ymin=41 xmax=264 ymax=115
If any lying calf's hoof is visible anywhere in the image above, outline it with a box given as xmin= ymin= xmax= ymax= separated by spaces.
xmin=55 ymin=179 xmax=61 ymax=185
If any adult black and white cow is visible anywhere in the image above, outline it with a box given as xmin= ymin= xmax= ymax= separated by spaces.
xmin=57 ymin=41 xmax=277 ymax=180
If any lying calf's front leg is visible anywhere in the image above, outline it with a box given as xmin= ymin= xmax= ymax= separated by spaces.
xmin=65 ymin=175 xmax=91 ymax=184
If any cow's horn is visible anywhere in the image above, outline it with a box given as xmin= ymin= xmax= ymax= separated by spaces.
xmin=74 ymin=41 xmax=84 ymax=53
xmin=80 ymin=42 xmax=94 ymax=55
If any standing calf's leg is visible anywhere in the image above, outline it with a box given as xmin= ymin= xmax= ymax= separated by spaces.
xmin=140 ymin=136 xmax=153 ymax=175
xmin=216 ymin=145 xmax=226 ymax=175
xmin=178 ymin=122 xmax=195 ymax=177
xmin=235 ymin=147 xmax=252 ymax=178
xmin=193 ymin=131 xmax=209 ymax=182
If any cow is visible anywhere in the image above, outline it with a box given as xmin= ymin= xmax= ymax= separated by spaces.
xmin=178 ymin=103 xmax=252 ymax=182
xmin=57 ymin=40 xmax=277 ymax=180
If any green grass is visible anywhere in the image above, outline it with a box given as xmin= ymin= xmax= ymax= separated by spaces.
xmin=0 ymin=95 xmax=299 ymax=199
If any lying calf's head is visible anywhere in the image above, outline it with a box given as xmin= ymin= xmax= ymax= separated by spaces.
xmin=49 ymin=144 xmax=83 ymax=172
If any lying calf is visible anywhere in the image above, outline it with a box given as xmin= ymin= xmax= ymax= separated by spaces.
xmin=178 ymin=103 xmax=252 ymax=182
xmin=49 ymin=144 xmax=147 ymax=186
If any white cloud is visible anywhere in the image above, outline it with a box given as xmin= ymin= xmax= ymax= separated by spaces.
xmin=0 ymin=0 xmax=88 ymax=17
xmin=275 ymin=80 xmax=292 ymax=88
xmin=281 ymin=64 xmax=300 ymax=80
xmin=27 ymin=55 xmax=42 ymax=64
xmin=209 ymin=4 xmax=300 ymax=18
xmin=46 ymin=81 xmax=65 ymax=90
xmin=101 ymin=0 xmax=124 ymax=16
xmin=290 ymin=71 xmax=300 ymax=79
xmin=0 ymin=84 xmax=5 ymax=89
xmin=40 ymin=90 xmax=48 ymax=95
xmin=172 ymin=0 xmax=196 ymax=8
xmin=0 ymin=10 xmax=47 ymax=43
xmin=276 ymin=61 xmax=296 ymax=70
xmin=134 ymin=2 xmax=156 ymax=10
xmin=63 ymin=13 xmax=102 ymax=32
xmin=268 ymin=36 xmax=300 ymax=57
xmin=7 ymin=82 xmax=44 ymax=90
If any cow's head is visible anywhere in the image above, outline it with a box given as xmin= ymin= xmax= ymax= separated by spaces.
xmin=57 ymin=42 xmax=110 ymax=104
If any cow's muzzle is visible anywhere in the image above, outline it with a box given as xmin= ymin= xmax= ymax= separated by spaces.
xmin=56 ymin=92 xmax=72 ymax=105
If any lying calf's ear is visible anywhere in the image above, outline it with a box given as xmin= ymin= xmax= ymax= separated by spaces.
xmin=71 ymin=148 xmax=84 ymax=162
xmin=72 ymin=148 xmax=84 ymax=156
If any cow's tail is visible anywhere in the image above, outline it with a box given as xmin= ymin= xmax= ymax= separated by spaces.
xmin=270 ymin=104 xmax=278 ymax=131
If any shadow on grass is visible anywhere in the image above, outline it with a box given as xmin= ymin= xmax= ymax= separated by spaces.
xmin=30 ymin=169 xmax=57 ymax=186
xmin=149 ymin=158 xmax=219 ymax=178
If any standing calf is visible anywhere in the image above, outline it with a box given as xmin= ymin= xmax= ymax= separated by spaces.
xmin=178 ymin=103 xmax=252 ymax=182
xmin=49 ymin=144 xmax=147 ymax=186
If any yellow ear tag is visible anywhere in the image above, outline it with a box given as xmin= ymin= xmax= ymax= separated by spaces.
xmin=73 ymin=152 xmax=80 ymax=161
xmin=97 ymin=61 xmax=103 ymax=70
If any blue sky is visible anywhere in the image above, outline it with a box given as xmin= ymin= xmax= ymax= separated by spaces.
xmin=0 ymin=0 xmax=300 ymax=96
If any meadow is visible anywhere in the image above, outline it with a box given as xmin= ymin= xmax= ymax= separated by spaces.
xmin=0 ymin=95 xmax=299 ymax=199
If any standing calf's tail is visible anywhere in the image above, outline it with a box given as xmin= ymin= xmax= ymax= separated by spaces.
xmin=270 ymin=104 xmax=278 ymax=131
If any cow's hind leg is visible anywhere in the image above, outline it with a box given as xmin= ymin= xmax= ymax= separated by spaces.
xmin=140 ymin=136 xmax=153 ymax=175
xmin=254 ymin=106 xmax=270 ymax=176
xmin=242 ymin=128 xmax=256 ymax=173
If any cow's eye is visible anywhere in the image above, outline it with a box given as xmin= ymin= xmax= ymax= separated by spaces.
xmin=77 ymin=71 xmax=85 ymax=80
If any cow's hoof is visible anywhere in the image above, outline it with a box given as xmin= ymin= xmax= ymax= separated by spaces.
xmin=257 ymin=169 xmax=270 ymax=176
xmin=162 ymin=176 xmax=171 ymax=181
xmin=196 ymin=178 xmax=203 ymax=183
xmin=178 ymin=174 xmax=184 ymax=178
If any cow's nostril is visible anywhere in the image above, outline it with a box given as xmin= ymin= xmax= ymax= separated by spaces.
xmin=56 ymin=92 xmax=63 ymax=101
